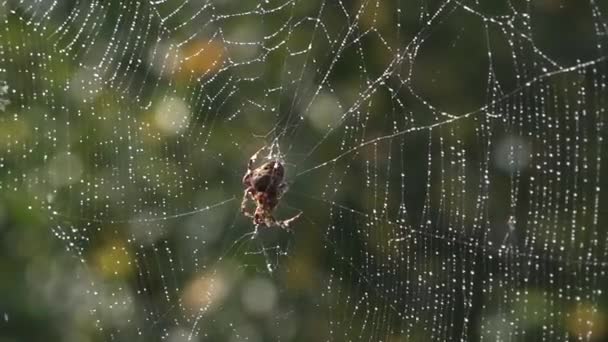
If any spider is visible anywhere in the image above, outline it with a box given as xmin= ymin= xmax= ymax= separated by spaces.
xmin=241 ymin=147 xmax=302 ymax=230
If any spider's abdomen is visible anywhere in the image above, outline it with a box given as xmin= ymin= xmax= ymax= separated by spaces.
xmin=252 ymin=173 xmax=272 ymax=191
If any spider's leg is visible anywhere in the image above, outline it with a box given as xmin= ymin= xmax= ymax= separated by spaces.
xmin=264 ymin=216 xmax=277 ymax=228
xmin=277 ymin=182 xmax=289 ymax=198
xmin=276 ymin=212 xmax=303 ymax=230
xmin=248 ymin=146 xmax=266 ymax=169
xmin=241 ymin=189 xmax=255 ymax=218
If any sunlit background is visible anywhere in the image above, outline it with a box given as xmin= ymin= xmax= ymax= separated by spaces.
xmin=1 ymin=0 xmax=607 ymax=341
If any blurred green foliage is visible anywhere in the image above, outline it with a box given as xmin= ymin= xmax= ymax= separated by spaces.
xmin=1 ymin=0 xmax=608 ymax=341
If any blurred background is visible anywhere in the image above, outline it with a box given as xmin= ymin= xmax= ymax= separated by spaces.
xmin=1 ymin=0 xmax=607 ymax=341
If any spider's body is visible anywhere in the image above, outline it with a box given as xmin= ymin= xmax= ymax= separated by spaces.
xmin=241 ymin=150 xmax=301 ymax=229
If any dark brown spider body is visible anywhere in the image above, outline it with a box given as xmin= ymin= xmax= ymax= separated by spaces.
xmin=241 ymin=151 xmax=301 ymax=229
xmin=243 ymin=161 xmax=284 ymax=193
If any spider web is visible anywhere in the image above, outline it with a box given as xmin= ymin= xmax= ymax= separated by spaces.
xmin=1 ymin=0 xmax=607 ymax=341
